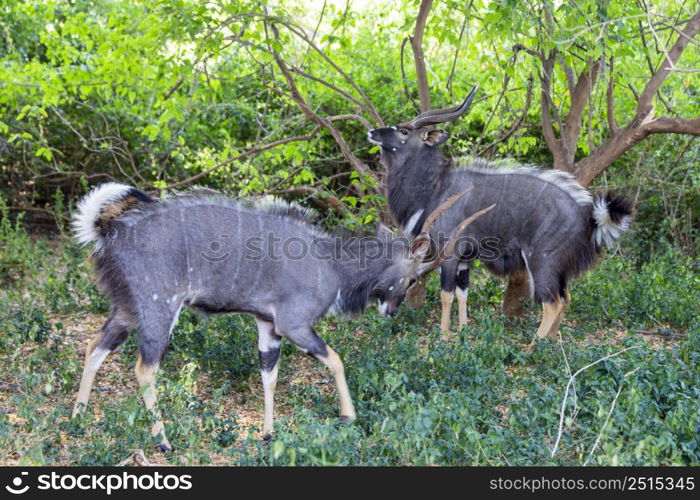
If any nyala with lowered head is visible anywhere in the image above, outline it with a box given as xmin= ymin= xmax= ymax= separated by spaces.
xmin=71 ymin=183 xmax=491 ymax=449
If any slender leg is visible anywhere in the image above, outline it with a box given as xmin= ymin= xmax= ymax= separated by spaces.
xmin=456 ymin=263 xmax=470 ymax=329
xmin=315 ymin=346 xmax=356 ymax=422
xmin=534 ymin=300 xmax=566 ymax=339
xmin=503 ymin=269 xmax=531 ymax=318
xmin=72 ymin=309 xmax=132 ymax=417
xmin=440 ymin=290 xmax=455 ymax=339
xmin=135 ymin=355 xmax=172 ymax=452
xmin=526 ymin=296 xmax=567 ymax=352
xmin=72 ymin=335 xmax=109 ymax=417
xmin=549 ymin=289 xmax=571 ymax=338
xmin=255 ymin=317 xmax=281 ymax=440
xmin=456 ymin=288 xmax=468 ymax=328
xmin=282 ymin=322 xmax=356 ymax=422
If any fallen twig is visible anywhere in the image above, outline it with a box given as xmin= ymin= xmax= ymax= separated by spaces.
xmin=551 ymin=345 xmax=639 ymax=457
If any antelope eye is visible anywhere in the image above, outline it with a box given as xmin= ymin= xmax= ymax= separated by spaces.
xmin=400 ymin=129 xmax=409 ymax=135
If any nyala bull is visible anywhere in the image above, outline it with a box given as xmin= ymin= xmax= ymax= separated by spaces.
xmin=368 ymin=86 xmax=633 ymax=345
xmin=71 ymin=183 xmax=491 ymax=449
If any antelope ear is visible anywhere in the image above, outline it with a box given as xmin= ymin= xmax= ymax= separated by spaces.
xmin=422 ymin=129 xmax=449 ymax=147
xmin=376 ymin=222 xmax=395 ymax=240
xmin=411 ymin=233 xmax=434 ymax=261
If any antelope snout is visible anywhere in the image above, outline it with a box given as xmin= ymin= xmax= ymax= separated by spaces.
xmin=378 ymin=301 xmax=397 ymax=317
xmin=367 ymin=129 xmax=382 ymax=146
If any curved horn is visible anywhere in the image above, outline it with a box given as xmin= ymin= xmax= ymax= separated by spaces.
xmin=420 ymin=186 xmax=474 ymax=235
xmin=403 ymin=83 xmax=478 ymax=129
xmin=417 ymin=204 xmax=496 ymax=276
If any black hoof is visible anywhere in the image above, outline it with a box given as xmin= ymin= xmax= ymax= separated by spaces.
xmin=339 ymin=415 xmax=356 ymax=425
xmin=156 ymin=443 xmax=172 ymax=452
xmin=262 ymin=433 xmax=273 ymax=442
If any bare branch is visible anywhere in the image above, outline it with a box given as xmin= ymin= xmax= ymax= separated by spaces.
xmin=563 ymin=59 xmax=600 ymax=159
xmin=228 ymin=12 xmax=383 ymax=126
xmin=159 ymin=127 xmax=320 ymax=191
xmin=409 ymin=0 xmax=434 ymax=112
xmin=163 ymin=77 xmax=185 ymax=101
xmin=636 ymin=10 xmax=700 ymax=119
xmin=290 ymin=66 xmax=365 ymax=110
xmin=269 ymin=185 xmax=347 ymax=215
xmin=479 ymin=77 xmax=534 ymax=156
xmin=606 ymin=57 xmax=619 ymax=136
xmin=267 ymin=21 xmax=380 ymax=192
xmin=446 ymin=4 xmax=472 ymax=98
xmin=400 ymin=38 xmax=420 ymax=113
xmin=574 ymin=10 xmax=700 ymax=186
xmin=327 ymin=114 xmax=373 ymax=130
xmin=540 ymin=51 xmax=569 ymax=170
xmin=281 ymin=20 xmax=383 ymax=126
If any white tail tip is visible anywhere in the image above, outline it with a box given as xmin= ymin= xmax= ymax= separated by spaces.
xmin=72 ymin=183 xmax=133 ymax=245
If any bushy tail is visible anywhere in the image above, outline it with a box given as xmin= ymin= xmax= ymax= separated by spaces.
xmin=73 ymin=183 xmax=154 ymax=245
xmin=591 ymin=193 xmax=633 ymax=249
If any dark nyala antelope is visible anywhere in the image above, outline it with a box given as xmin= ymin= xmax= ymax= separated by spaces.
xmin=368 ymin=86 xmax=633 ymax=344
xmin=71 ymin=183 xmax=491 ymax=449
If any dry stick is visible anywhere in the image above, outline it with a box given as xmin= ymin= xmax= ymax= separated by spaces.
xmin=551 ymin=345 xmax=639 ymax=458
xmin=583 ymin=367 xmax=641 ymax=466
xmin=264 ymin=14 xmax=380 ymax=126
xmin=557 ymin=330 xmax=578 ymax=421
xmin=480 ymin=71 xmax=511 ymax=140
xmin=301 ymin=0 xmax=327 ymax=65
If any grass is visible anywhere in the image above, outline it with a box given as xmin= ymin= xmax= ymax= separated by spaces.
xmin=0 ymin=216 xmax=698 ymax=465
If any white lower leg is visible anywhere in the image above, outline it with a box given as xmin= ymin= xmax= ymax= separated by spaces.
xmin=456 ymin=287 xmax=468 ymax=328
xmin=440 ymin=290 xmax=455 ymax=339
xmin=73 ymin=342 xmax=110 ymax=417
xmin=256 ymin=318 xmax=281 ymax=437
xmin=135 ymin=356 xmax=171 ymax=450
xmin=261 ymin=362 xmax=280 ymax=437
xmin=318 ymin=347 xmax=356 ymax=421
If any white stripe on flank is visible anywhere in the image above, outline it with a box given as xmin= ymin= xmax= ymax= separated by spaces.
xmin=168 ymin=303 xmax=183 ymax=340
xmin=520 ymin=250 xmax=535 ymax=298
